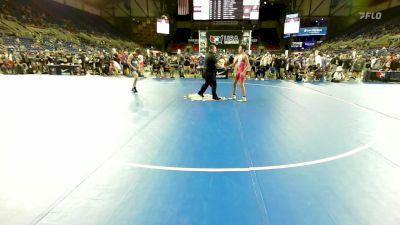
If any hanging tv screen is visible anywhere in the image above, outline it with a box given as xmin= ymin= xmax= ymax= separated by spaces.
xmin=284 ymin=13 xmax=300 ymax=34
xmin=157 ymin=19 xmax=169 ymax=34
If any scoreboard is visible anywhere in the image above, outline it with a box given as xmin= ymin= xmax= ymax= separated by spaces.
xmin=193 ymin=0 xmax=259 ymax=20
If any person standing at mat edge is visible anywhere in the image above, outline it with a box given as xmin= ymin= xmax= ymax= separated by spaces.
xmin=228 ymin=44 xmax=249 ymax=102
xmin=198 ymin=45 xmax=224 ymax=100
xmin=128 ymin=48 xmax=141 ymax=93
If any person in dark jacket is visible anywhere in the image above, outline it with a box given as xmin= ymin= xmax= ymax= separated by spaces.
xmin=198 ymin=45 xmax=224 ymax=100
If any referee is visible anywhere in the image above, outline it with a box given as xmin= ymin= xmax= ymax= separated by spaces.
xmin=198 ymin=45 xmax=224 ymax=100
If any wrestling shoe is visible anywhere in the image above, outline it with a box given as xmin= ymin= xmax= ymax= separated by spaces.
xmin=237 ymin=97 xmax=247 ymax=102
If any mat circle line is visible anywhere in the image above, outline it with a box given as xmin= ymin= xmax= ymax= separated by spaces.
xmin=124 ymin=80 xmax=377 ymax=172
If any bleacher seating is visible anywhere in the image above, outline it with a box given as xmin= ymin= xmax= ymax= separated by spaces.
xmin=319 ymin=6 xmax=400 ymax=51
xmin=0 ymin=0 xmax=139 ymax=53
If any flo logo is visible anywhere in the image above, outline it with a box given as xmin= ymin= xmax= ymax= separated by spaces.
xmin=359 ymin=12 xmax=382 ymax=20
xmin=209 ymin=35 xmax=223 ymax=45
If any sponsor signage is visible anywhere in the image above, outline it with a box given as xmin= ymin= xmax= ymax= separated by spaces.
xmin=284 ymin=27 xmax=327 ymax=37
xmin=297 ymin=27 xmax=327 ymax=36
xmin=291 ymin=42 xmax=303 ymax=48
xmin=199 ymin=30 xmax=250 ymax=54
xmin=206 ymin=30 xmax=244 ymax=49
xmin=199 ymin=31 xmax=207 ymax=53
xmin=216 ymin=69 xmax=228 ymax=79
xmin=304 ymin=41 xmax=316 ymax=48
xmin=209 ymin=35 xmax=240 ymax=45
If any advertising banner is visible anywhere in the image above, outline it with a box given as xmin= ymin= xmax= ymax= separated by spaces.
xmin=296 ymin=27 xmax=327 ymax=36
xmin=207 ymin=30 xmax=243 ymax=48
xmin=199 ymin=31 xmax=208 ymax=53
xmin=200 ymin=30 xmax=251 ymax=53
xmin=291 ymin=42 xmax=303 ymax=48
xmin=304 ymin=40 xmax=316 ymax=48
xmin=284 ymin=27 xmax=328 ymax=37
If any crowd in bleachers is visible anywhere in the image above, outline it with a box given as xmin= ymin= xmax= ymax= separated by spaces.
xmin=292 ymin=7 xmax=400 ymax=82
xmin=247 ymin=49 xmax=399 ymax=82
xmin=320 ymin=6 xmax=400 ymax=52
xmin=128 ymin=47 xmax=399 ymax=82
xmin=1 ymin=43 xmax=399 ymax=81
xmin=1 ymin=0 xmax=399 ymax=81
xmin=0 ymin=0 xmax=119 ymax=36
xmin=0 ymin=0 xmax=140 ymax=75
xmin=0 ymin=48 xmax=131 ymax=75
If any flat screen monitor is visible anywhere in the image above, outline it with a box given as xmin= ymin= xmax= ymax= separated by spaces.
xmin=157 ymin=19 xmax=169 ymax=34
xmin=284 ymin=13 xmax=300 ymax=34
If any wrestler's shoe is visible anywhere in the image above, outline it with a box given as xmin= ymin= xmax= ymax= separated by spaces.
xmin=230 ymin=95 xmax=236 ymax=100
xmin=237 ymin=97 xmax=247 ymax=102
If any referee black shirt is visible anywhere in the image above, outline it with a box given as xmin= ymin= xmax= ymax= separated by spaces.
xmin=204 ymin=52 xmax=217 ymax=78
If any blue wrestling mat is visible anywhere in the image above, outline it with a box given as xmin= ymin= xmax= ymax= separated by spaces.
xmin=0 ymin=75 xmax=399 ymax=225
